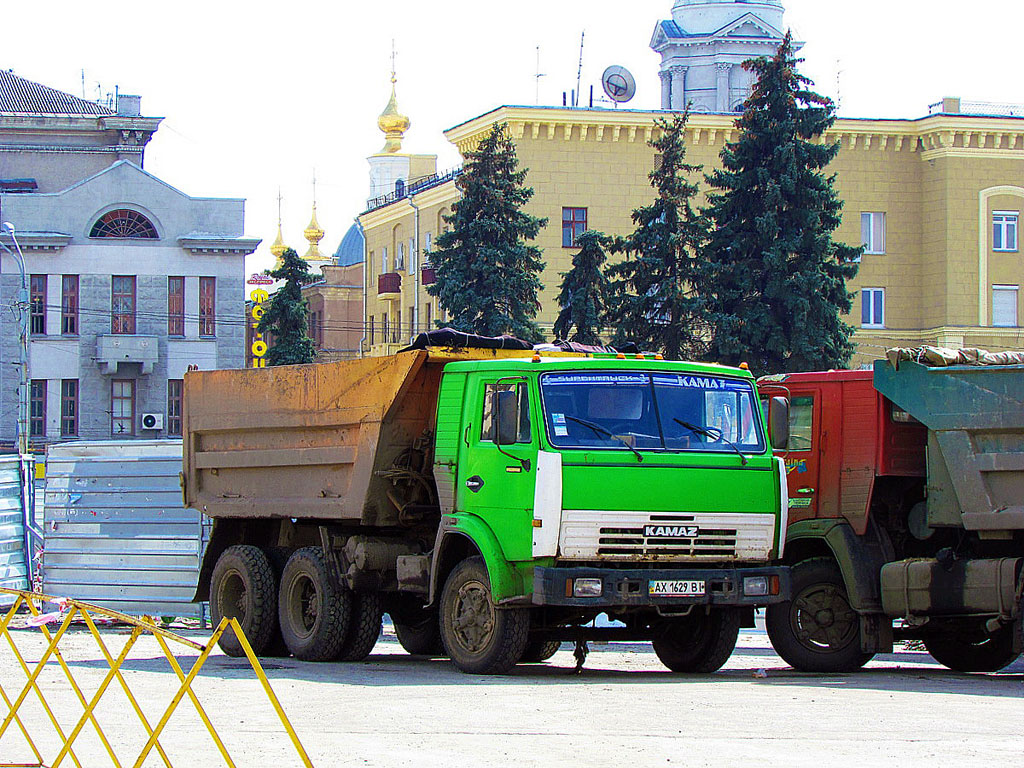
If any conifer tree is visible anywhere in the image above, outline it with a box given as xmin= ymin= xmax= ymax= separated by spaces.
xmin=428 ymin=123 xmax=547 ymax=340
xmin=257 ymin=247 xmax=317 ymax=366
xmin=606 ymin=110 xmax=710 ymax=360
xmin=701 ymin=32 xmax=862 ymax=373
xmin=553 ymin=230 xmax=611 ymax=345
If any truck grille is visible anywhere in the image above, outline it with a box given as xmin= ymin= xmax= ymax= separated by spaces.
xmin=559 ymin=511 xmax=776 ymax=562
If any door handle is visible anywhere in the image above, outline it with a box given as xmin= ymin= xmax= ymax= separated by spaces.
xmin=797 ymin=487 xmax=815 ymax=494
xmin=465 ymin=476 xmax=484 ymax=493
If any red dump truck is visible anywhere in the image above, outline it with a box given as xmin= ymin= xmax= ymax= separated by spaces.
xmin=760 ymin=352 xmax=1024 ymax=673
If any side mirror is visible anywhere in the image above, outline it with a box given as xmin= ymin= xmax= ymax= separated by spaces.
xmin=769 ymin=396 xmax=790 ymax=451
xmin=494 ymin=389 xmax=518 ymax=445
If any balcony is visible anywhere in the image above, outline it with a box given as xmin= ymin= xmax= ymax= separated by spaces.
xmin=421 ymin=265 xmax=436 ymax=286
xmin=96 ymin=334 xmax=159 ymax=375
xmin=378 ymin=272 xmax=402 ymax=302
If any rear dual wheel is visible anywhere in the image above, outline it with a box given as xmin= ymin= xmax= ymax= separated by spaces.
xmin=924 ymin=627 xmax=1020 ymax=673
xmin=653 ymin=608 xmax=741 ymax=673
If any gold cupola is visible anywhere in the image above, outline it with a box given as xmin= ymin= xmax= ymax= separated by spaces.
xmin=377 ymin=74 xmax=410 ymax=154
xmin=271 ymin=189 xmax=288 ymax=271
xmin=303 ymin=202 xmax=327 ymax=262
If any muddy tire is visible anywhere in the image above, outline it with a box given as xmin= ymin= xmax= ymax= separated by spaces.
xmin=336 ymin=592 xmax=384 ymax=662
xmin=439 ymin=557 xmax=529 ymax=675
xmin=766 ymin=558 xmax=873 ymax=673
xmin=210 ymin=545 xmax=278 ymax=658
xmin=652 ymin=608 xmax=741 ymax=673
xmin=394 ymin=614 xmax=445 ymax=657
xmin=521 ymin=640 xmax=562 ymax=663
xmin=278 ymin=547 xmax=351 ymax=661
xmin=924 ymin=627 xmax=1020 ymax=672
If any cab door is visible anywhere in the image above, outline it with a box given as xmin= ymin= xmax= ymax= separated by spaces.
xmin=783 ymin=389 xmax=821 ymax=522
xmin=455 ymin=376 xmax=539 ymax=561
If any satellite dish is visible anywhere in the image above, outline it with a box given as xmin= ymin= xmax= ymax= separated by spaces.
xmin=601 ymin=65 xmax=636 ymax=104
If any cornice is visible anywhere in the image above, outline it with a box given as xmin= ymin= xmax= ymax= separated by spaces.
xmin=178 ymin=236 xmax=261 ymax=256
xmin=0 ymin=231 xmax=71 ymax=252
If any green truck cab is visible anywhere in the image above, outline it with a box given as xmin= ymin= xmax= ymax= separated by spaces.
xmin=185 ymin=348 xmax=790 ymax=674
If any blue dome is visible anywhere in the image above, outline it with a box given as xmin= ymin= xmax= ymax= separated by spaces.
xmin=334 ymin=223 xmax=365 ymax=266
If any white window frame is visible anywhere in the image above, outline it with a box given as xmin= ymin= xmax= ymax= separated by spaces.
xmin=381 ymin=246 xmax=389 ymax=273
xmin=992 ymin=284 xmax=1019 ymax=328
xmin=993 ymin=211 xmax=1018 ymax=253
xmin=861 ymin=212 xmax=886 ymax=256
xmin=861 ymin=287 xmax=885 ymax=329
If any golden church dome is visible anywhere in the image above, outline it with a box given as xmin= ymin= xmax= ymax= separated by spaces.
xmin=377 ymin=78 xmax=410 ymax=154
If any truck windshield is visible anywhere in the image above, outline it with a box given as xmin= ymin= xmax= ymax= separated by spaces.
xmin=540 ymin=371 xmax=766 ymax=455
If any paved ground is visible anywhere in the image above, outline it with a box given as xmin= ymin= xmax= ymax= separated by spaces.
xmin=1 ymin=617 xmax=1021 ymax=768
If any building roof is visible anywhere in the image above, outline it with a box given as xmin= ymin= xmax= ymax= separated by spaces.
xmin=334 ymin=223 xmax=365 ymax=266
xmin=0 ymin=69 xmax=114 ymax=116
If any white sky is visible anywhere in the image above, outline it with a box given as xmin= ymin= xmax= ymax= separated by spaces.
xmin=3 ymin=1 xmax=1021 ymax=274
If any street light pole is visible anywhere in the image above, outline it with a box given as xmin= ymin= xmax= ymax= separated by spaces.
xmin=2 ymin=222 xmax=30 ymax=456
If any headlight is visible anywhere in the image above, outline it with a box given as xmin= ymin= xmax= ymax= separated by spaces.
xmin=572 ymin=578 xmax=603 ymax=597
xmin=743 ymin=576 xmax=769 ymax=596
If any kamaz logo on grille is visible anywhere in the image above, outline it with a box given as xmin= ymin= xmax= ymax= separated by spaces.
xmin=644 ymin=525 xmax=699 ymax=538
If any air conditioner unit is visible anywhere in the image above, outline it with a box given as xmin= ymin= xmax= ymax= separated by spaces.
xmin=141 ymin=413 xmax=164 ymax=430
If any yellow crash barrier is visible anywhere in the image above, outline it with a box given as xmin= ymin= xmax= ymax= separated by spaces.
xmin=0 ymin=588 xmax=313 ymax=767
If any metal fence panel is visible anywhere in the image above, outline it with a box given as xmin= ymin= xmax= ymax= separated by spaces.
xmin=42 ymin=440 xmax=207 ymax=618
xmin=0 ymin=456 xmax=29 ymax=604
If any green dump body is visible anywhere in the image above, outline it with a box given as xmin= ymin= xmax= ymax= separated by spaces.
xmin=873 ymin=359 xmax=1024 ymax=531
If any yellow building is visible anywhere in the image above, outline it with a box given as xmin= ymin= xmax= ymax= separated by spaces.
xmin=359 ymin=97 xmax=1024 ymax=367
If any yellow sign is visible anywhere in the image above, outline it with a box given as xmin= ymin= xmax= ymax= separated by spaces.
xmin=249 ymin=289 xmax=269 ymax=368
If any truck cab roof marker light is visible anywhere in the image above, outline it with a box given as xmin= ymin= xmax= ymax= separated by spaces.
xmin=636 ymin=354 xmax=645 ymax=360
xmin=616 ymin=353 xmax=626 ymax=359
xmin=740 ymin=362 xmax=750 ymax=370
xmin=655 ymin=354 xmax=664 ymax=360
xmin=532 ymin=353 xmax=542 ymax=363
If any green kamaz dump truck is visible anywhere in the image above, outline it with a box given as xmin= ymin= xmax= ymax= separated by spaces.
xmin=184 ymin=346 xmax=790 ymax=674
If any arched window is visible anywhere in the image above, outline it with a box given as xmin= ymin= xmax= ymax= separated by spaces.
xmin=90 ymin=209 xmax=158 ymax=239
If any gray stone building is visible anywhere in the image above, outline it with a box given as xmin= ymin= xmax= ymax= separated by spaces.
xmin=0 ymin=70 xmax=258 ymax=448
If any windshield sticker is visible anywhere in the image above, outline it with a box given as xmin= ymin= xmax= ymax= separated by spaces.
xmin=554 ymin=426 xmax=568 ymax=436
xmin=552 ymin=413 xmax=566 ymax=425
xmin=544 ymin=374 xmax=648 ymax=386
xmin=653 ymin=374 xmax=751 ymax=391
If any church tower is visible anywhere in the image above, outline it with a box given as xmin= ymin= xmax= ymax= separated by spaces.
xmin=651 ymin=1 xmax=795 ymax=113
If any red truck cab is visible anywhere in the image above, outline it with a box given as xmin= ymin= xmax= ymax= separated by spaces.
xmin=763 ymin=371 xmax=926 ymax=532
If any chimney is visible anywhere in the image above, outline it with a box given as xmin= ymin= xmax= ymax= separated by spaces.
xmin=116 ymin=94 xmax=142 ymax=116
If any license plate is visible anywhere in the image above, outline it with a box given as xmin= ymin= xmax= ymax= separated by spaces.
xmin=648 ymin=580 xmax=706 ymax=597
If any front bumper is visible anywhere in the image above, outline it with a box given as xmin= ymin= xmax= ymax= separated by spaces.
xmin=532 ymin=565 xmax=791 ymax=608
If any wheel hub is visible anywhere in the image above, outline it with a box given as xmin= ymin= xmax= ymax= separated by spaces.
xmin=793 ymin=584 xmax=856 ymax=650
xmin=452 ymin=580 xmax=494 ymax=653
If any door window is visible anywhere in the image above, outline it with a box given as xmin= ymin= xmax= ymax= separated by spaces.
xmin=787 ymin=396 xmax=814 ymax=451
xmin=481 ymin=382 xmax=531 ymax=443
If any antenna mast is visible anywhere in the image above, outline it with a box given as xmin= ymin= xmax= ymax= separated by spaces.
xmin=574 ymin=31 xmax=585 ymax=107
xmin=535 ymin=46 xmax=546 ymax=106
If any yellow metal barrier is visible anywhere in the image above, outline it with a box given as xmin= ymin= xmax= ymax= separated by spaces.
xmin=0 ymin=588 xmax=313 ymax=767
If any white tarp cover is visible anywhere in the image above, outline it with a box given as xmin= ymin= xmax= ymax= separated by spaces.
xmin=886 ymin=346 xmax=1024 ymax=369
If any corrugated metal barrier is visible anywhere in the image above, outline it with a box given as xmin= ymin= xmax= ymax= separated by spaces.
xmin=42 ymin=440 xmax=208 ymax=619
xmin=0 ymin=456 xmax=31 ymax=604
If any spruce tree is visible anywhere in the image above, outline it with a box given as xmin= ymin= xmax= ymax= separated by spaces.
xmin=701 ymin=32 xmax=862 ymax=373
xmin=606 ymin=110 xmax=710 ymax=360
xmin=257 ymin=247 xmax=317 ymax=366
xmin=553 ymin=230 xmax=611 ymax=345
xmin=428 ymin=123 xmax=547 ymax=340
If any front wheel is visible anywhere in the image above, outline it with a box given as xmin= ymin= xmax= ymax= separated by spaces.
xmin=766 ymin=557 xmax=873 ymax=672
xmin=652 ymin=608 xmax=741 ymax=673
xmin=439 ymin=557 xmax=529 ymax=675
xmin=924 ymin=627 xmax=1020 ymax=672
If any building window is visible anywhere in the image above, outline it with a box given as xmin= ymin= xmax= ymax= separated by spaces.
xmin=29 ymin=275 xmax=46 ymax=334
xmin=993 ymin=212 xmax=1018 ymax=252
xmin=861 ymin=212 xmax=886 ymax=255
xmin=30 ymin=380 xmax=46 ymax=438
xmin=396 ymin=241 xmax=406 ymax=271
xmin=111 ymin=276 xmax=136 ymax=334
xmin=90 ymin=209 xmax=158 ymax=239
xmin=62 ymin=275 xmax=78 ymax=335
xmin=168 ymin=276 xmax=185 ymax=336
xmin=199 ymin=277 xmax=216 ymax=337
xmin=167 ymin=379 xmax=183 ymax=436
xmin=382 ymin=313 xmax=389 ymax=342
xmin=993 ymin=285 xmax=1019 ymax=327
xmin=111 ymin=379 xmax=135 ymax=436
xmin=369 ymin=316 xmax=375 ymax=345
xmin=426 ymin=302 xmax=433 ymax=330
xmin=562 ymin=207 xmax=588 ymax=247
xmin=425 ymin=233 xmax=432 ymax=255
xmin=861 ymin=287 xmax=885 ymax=328
xmin=61 ymin=379 xmax=78 ymax=437
xmin=382 ymin=246 xmax=389 ymax=273
xmin=408 ymin=238 xmax=416 ymax=272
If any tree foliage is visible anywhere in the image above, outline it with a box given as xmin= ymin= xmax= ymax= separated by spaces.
xmin=256 ymin=247 xmax=316 ymax=366
xmin=553 ymin=230 xmax=611 ymax=345
xmin=701 ymin=32 xmax=862 ymax=373
xmin=606 ymin=110 xmax=711 ymax=360
xmin=427 ymin=123 xmax=547 ymax=340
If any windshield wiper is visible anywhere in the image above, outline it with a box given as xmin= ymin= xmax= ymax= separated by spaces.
xmin=565 ymin=415 xmax=643 ymax=463
xmin=673 ymin=418 xmax=748 ymax=466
